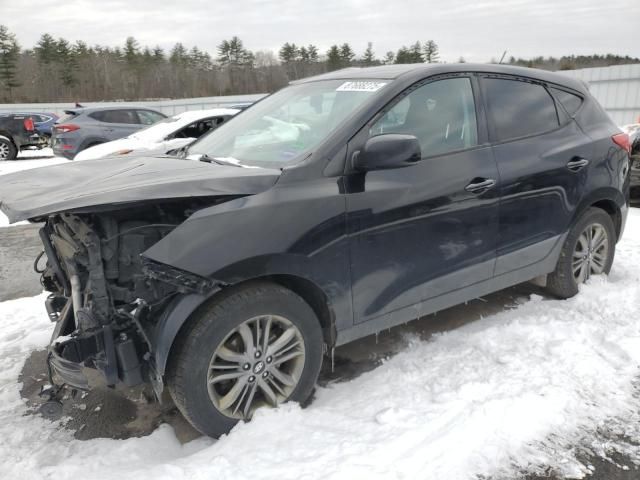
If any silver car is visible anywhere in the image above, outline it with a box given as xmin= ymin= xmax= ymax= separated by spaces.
xmin=51 ymin=106 xmax=166 ymax=159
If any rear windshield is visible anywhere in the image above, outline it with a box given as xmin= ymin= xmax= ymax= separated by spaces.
xmin=57 ymin=112 xmax=78 ymax=124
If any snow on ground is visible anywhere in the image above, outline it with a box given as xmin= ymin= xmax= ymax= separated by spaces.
xmin=0 ymin=149 xmax=68 ymax=227
xmin=2 ymin=211 xmax=640 ymax=480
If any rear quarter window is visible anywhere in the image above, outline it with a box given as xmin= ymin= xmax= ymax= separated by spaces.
xmin=483 ymin=77 xmax=560 ymax=142
xmin=549 ymin=87 xmax=583 ymax=116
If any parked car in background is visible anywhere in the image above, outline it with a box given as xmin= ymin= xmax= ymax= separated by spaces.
xmin=0 ymin=64 xmax=630 ymax=438
xmin=622 ymin=123 xmax=640 ymax=196
xmin=0 ymin=113 xmax=43 ymax=160
xmin=74 ymin=108 xmax=239 ymax=161
xmin=31 ymin=112 xmax=59 ymax=138
xmin=52 ymin=106 xmax=166 ymax=159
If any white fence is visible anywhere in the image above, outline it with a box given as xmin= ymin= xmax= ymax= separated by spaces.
xmin=0 ymin=94 xmax=267 ymax=117
xmin=559 ymin=64 xmax=640 ymax=126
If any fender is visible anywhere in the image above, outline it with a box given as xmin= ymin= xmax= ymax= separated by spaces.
xmin=149 ymin=255 xmax=350 ymax=377
xmin=142 ymin=179 xmax=354 ymax=376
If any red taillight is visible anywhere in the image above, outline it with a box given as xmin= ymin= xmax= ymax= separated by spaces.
xmin=612 ymin=133 xmax=630 ymax=154
xmin=55 ymin=124 xmax=80 ymax=134
xmin=23 ymin=117 xmax=34 ymax=131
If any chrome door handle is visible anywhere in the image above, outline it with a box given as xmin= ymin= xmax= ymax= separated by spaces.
xmin=465 ymin=178 xmax=496 ymax=194
xmin=567 ymin=157 xmax=589 ymax=172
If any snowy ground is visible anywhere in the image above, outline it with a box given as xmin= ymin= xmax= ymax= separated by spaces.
xmin=0 ymin=148 xmax=68 ymax=227
xmin=1 ymin=211 xmax=640 ymax=479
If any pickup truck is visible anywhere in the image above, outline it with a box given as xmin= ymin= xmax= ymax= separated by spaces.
xmin=0 ymin=113 xmax=46 ymax=160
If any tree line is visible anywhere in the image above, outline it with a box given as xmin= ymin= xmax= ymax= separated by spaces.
xmin=0 ymin=24 xmax=637 ymax=104
xmin=0 ymin=25 xmax=442 ymax=103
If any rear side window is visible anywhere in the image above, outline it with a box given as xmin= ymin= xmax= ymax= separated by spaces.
xmin=550 ymin=88 xmax=583 ymax=116
xmin=137 ymin=110 xmax=165 ymax=125
xmin=90 ymin=110 xmax=138 ymax=124
xmin=483 ymin=77 xmax=559 ymax=142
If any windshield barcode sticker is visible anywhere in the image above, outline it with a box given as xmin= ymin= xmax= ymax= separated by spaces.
xmin=336 ymin=81 xmax=388 ymax=92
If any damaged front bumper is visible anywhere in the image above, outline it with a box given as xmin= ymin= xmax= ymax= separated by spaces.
xmin=46 ymin=293 xmax=147 ymax=391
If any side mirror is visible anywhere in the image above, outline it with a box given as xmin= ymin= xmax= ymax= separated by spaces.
xmin=353 ymin=134 xmax=421 ymax=172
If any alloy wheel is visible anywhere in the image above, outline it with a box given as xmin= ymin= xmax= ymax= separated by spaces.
xmin=0 ymin=142 xmax=9 ymax=160
xmin=572 ymin=223 xmax=609 ymax=284
xmin=207 ymin=314 xmax=306 ymax=419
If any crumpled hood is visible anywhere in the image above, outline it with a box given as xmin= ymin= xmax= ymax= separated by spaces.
xmin=0 ymin=155 xmax=281 ymax=222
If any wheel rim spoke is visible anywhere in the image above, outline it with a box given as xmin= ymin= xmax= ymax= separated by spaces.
xmin=267 ymin=327 xmax=297 ymax=357
xmin=208 ymin=371 xmax=245 ymax=384
xmin=241 ymin=383 xmax=259 ymax=418
xmin=261 ymin=316 xmax=272 ymax=353
xmin=273 ymin=349 xmax=304 ymax=366
xmin=216 ymin=346 xmax=246 ymax=364
xmin=258 ymin=378 xmax=278 ymax=406
xmin=237 ymin=323 xmax=255 ymax=356
xmin=218 ymin=377 xmax=248 ymax=411
xmin=270 ymin=366 xmax=296 ymax=386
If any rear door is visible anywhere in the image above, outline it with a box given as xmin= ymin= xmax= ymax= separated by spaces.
xmin=346 ymin=75 xmax=500 ymax=324
xmin=479 ymin=75 xmax=592 ymax=275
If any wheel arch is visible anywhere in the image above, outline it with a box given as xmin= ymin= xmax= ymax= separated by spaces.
xmin=152 ymin=274 xmax=336 ymax=381
xmin=573 ymin=187 xmax=625 ymax=241
xmin=0 ymin=130 xmax=17 ymax=148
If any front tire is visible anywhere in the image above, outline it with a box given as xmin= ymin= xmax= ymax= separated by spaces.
xmin=166 ymin=281 xmax=323 ymax=438
xmin=546 ymin=207 xmax=616 ymax=299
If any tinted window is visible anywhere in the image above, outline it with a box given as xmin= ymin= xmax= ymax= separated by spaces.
xmin=371 ymin=77 xmax=478 ymax=157
xmin=90 ymin=110 xmax=138 ymax=124
xmin=550 ymin=88 xmax=583 ymax=116
xmin=173 ymin=117 xmax=227 ymax=139
xmin=483 ymin=78 xmax=559 ymax=141
xmin=137 ymin=110 xmax=165 ymax=125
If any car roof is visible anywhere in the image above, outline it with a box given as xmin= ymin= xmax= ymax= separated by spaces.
xmin=171 ymin=108 xmax=240 ymax=121
xmin=292 ymin=63 xmax=588 ymax=93
xmin=64 ymin=106 xmax=165 ymax=115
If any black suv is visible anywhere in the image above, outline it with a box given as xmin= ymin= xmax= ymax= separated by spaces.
xmin=0 ymin=64 xmax=630 ymax=437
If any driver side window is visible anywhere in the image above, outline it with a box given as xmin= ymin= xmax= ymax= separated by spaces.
xmin=371 ymin=77 xmax=478 ymax=157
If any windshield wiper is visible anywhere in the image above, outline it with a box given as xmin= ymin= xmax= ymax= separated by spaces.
xmin=194 ymin=153 xmax=243 ymax=167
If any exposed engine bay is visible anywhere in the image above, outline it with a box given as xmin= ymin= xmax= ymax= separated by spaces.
xmin=39 ymin=199 xmax=224 ymax=395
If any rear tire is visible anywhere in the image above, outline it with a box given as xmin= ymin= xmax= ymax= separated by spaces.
xmin=166 ymin=281 xmax=323 ymax=438
xmin=0 ymin=137 xmax=18 ymax=160
xmin=546 ymin=207 xmax=616 ymax=299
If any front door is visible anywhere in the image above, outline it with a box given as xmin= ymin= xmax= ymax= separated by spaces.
xmin=345 ymin=75 xmax=500 ymax=324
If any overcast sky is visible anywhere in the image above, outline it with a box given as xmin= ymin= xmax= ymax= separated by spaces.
xmin=2 ymin=0 xmax=639 ymax=63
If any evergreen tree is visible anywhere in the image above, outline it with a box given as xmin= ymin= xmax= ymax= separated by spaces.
xmin=423 ymin=40 xmax=439 ymax=63
xmin=326 ymin=45 xmax=342 ymax=71
xmin=170 ymin=42 xmax=188 ymax=66
xmin=306 ymin=44 xmax=319 ymax=62
xmin=56 ymin=38 xmax=77 ymax=88
xmin=339 ymin=43 xmax=355 ymax=64
xmin=34 ymin=33 xmax=57 ymax=64
xmin=384 ymin=51 xmax=395 ymax=64
xmin=363 ymin=42 xmax=376 ymax=66
xmin=0 ymin=25 xmax=20 ymax=98
xmin=409 ymin=41 xmax=423 ymax=63
xmin=124 ymin=36 xmax=140 ymax=66
xmin=395 ymin=46 xmax=411 ymax=64
xmin=152 ymin=46 xmax=165 ymax=64
xmin=279 ymin=42 xmax=298 ymax=63
xmin=217 ymin=36 xmax=253 ymax=66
